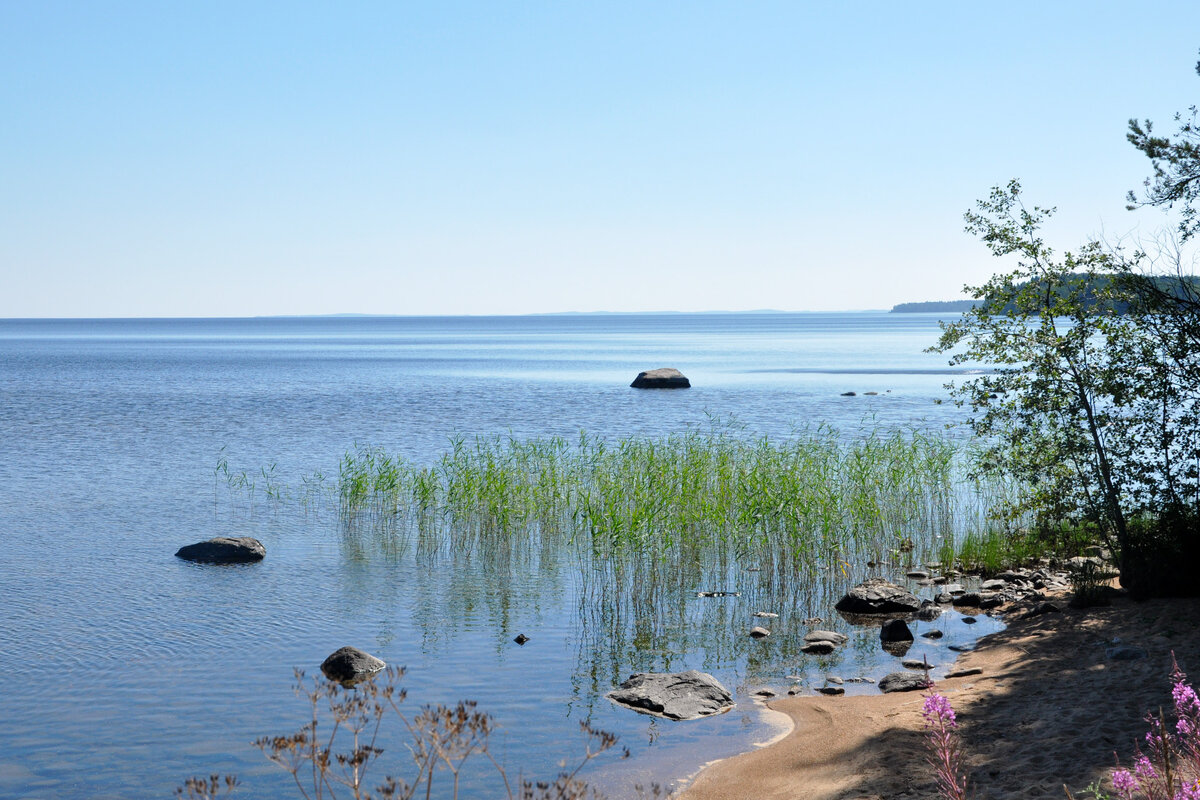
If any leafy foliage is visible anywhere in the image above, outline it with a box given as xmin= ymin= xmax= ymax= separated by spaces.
xmin=1127 ymin=50 xmax=1200 ymax=243
xmin=931 ymin=182 xmax=1200 ymax=594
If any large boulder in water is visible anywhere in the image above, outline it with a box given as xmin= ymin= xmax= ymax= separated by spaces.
xmin=835 ymin=578 xmax=921 ymax=615
xmin=630 ymin=368 xmax=691 ymax=389
xmin=320 ymin=646 xmax=386 ymax=685
xmin=175 ymin=536 xmax=265 ymax=564
xmin=607 ymin=670 xmax=733 ymax=720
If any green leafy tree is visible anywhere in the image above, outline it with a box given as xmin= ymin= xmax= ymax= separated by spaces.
xmin=932 ymin=181 xmax=1200 ymax=595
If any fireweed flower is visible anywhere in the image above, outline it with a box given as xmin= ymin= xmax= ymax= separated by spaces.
xmin=1112 ymin=768 xmax=1139 ymax=800
xmin=922 ymin=691 xmax=968 ymax=800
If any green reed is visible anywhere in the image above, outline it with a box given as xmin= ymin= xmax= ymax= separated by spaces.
xmin=335 ymin=425 xmax=1010 ymax=575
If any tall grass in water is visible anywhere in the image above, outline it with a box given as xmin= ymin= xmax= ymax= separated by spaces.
xmin=336 ymin=425 xmax=1007 ymax=578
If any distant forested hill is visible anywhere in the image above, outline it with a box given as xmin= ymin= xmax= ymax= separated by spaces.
xmin=890 ymin=300 xmax=975 ymax=313
xmin=893 ymin=275 xmax=1200 ymax=314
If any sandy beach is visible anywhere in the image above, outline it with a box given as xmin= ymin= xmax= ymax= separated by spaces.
xmin=682 ymin=591 xmax=1200 ymax=800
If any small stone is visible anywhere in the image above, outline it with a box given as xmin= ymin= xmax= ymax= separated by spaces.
xmin=825 ymin=676 xmax=844 ymax=685
xmin=749 ymin=626 xmax=771 ymax=639
xmin=961 ymin=616 xmax=977 ymax=624
xmin=801 ymin=641 xmax=836 ymax=655
xmin=953 ymin=592 xmax=983 ymax=607
xmin=922 ymin=629 xmax=944 ymax=639
xmin=754 ymin=688 xmax=777 ymax=697
xmin=804 ymin=630 xmax=849 ymax=644
xmin=902 ymin=658 xmax=934 ymax=670
xmin=906 ymin=570 xmax=930 ymax=579
xmin=817 ymin=686 xmax=845 ymax=695
xmin=513 ymin=633 xmax=530 ymax=645
xmin=981 ymin=579 xmax=1007 ymax=592
xmin=935 ymin=592 xmax=954 ymax=604
xmin=841 ymin=391 xmax=857 ymax=396
xmin=949 ymin=644 xmax=974 ymax=652
xmin=753 ymin=611 xmax=779 ymax=618
xmin=945 ymin=668 xmax=983 ymax=678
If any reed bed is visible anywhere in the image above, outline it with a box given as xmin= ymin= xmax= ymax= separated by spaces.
xmin=335 ymin=425 xmax=1009 ymax=579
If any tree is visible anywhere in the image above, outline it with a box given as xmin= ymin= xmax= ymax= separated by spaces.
xmin=932 ymin=181 xmax=1200 ymax=596
xmin=1127 ymin=50 xmax=1200 ymax=242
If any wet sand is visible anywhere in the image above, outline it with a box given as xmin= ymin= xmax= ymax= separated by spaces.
xmin=682 ymin=592 xmax=1200 ymax=800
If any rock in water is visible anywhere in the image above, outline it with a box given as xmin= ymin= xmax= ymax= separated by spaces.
xmin=835 ymin=578 xmax=921 ymax=615
xmin=879 ymin=671 xmax=932 ymax=693
xmin=801 ymin=641 xmax=837 ymax=655
xmin=175 ymin=536 xmax=265 ymax=564
xmin=607 ymin=671 xmax=733 ymax=720
xmin=879 ymin=619 xmax=914 ymax=643
xmin=804 ymin=630 xmax=850 ymax=644
xmin=630 ymin=368 xmax=691 ymax=389
xmin=320 ymin=646 xmax=386 ymax=685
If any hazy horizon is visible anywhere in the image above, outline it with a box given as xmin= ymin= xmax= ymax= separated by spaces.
xmin=4 ymin=2 xmax=1199 ymax=317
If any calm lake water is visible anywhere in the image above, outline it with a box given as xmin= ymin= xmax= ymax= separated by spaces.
xmin=0 ymin=313 xmax=1001 ymax=799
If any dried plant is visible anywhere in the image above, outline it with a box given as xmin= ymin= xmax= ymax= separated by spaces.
xmin=174 ymin=774 xmax=240 ymax=800
xmin=176 ymin=665 xmax=660 ymax=800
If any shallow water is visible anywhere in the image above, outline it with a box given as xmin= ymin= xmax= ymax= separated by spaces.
xmin=0 ymin=312 xmax=1002 ymax=799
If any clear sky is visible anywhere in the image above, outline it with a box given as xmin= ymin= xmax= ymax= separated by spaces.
xmin=3 ymin=2 xmax=1199 ymax=317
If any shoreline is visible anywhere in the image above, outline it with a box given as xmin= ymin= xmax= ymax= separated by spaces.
xmin=680 ymin=590 xmax=1200 ymax=800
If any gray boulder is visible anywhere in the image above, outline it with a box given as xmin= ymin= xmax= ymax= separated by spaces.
xmin=801 ymin=641 xmax=837 ymax=655
xmin=804 ymin=630 xmax=849 ymax=645
xmin=630 ymin=368 xmax=691 ymax=389
xmin=175 ymin=536 xmax=265 ymax=564
xmin=835 ymin=578 xmax=921 ymax=615
xmin=320 ymin=646 xmax=386 ymax=685
xmin=879 ymin=671 xmax=932 ymax=693
xmin=607 ymin=670 xmax=733 ymax=720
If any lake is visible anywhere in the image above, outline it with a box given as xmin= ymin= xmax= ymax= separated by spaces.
xmin=0 ymin=312 xmax=1001 ymax=799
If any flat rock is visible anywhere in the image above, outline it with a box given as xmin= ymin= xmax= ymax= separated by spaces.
xmin=835 ymin=578 xmax=921 ymax=615
xmin=607 ymin=671 xmax=733 ymax=720
xmin=981 ymin=579 xmax=1007 ymax=591
xmin=902 ymin=658 xmax=934 ymax=670
xmin=817 ymin=686 xmax=845 ymax=695
xmin=825 ymin=675 xmax=844 ymax=685
xmin=630 ymin=368 xmax=691 ymax=389
xmin=320 ymin=646 xmax=386 ymax=685
xmin=879 ymin=671 xmax=931 ymax=693
xmin=922 ymin=629 xmax=944 ymax=639
xmin=175 ymin=536 xmax=265 ymax=564
xmin=748 ymin=626 xmax=771 ymax=639
xmin=801 ymin=641 xmax=836 ymax=655
xmin=945 ymin=668 xmax=983 ymax=678
xmin=804 ymin=630 xmax=849 ymax=644
xmin=753 ymin=611 xmax=779 ymax=618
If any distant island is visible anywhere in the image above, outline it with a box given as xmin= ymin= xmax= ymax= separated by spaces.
xmin=890 ymin=300 xmax=975 ymax=313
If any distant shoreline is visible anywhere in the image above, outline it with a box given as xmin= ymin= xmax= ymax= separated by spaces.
xmin=890 ymin=301 xmax=975 ymax=313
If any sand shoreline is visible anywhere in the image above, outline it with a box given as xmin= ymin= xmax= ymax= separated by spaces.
xmin=680 ymin=591 xmax=1200 ymax=800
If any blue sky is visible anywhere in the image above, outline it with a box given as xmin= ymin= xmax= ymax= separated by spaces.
xmin=3 ymin=1 xmax=1199 ymax=317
